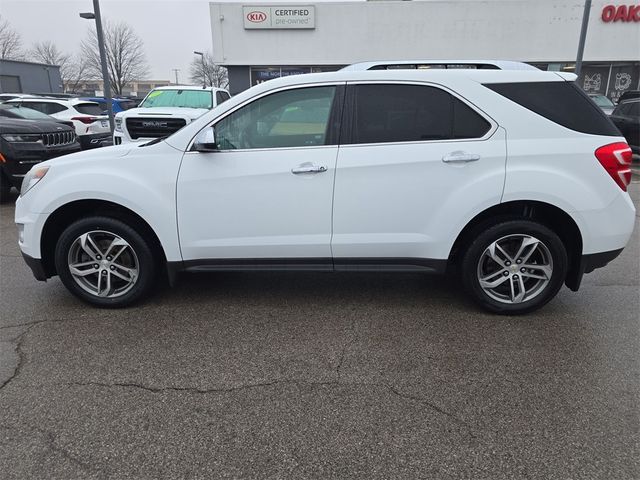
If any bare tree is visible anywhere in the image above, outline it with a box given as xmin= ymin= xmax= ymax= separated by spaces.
xmin=0 ymin=15 xmax=22 ymax=60
xmin=189 ymin=52 xmax=228 ymax=89
xmin=81 ymin=20 xmax=149 ymax=95
xmin=63 ymin=55 xmax=91 ymax=94
xmin=29 ymin=41 xmax=90 ymax=93
xmin=30 ymin=41 xmax=69 ymax=67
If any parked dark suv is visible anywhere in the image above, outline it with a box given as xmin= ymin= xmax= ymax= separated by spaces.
xmin=0 ymin=118 xmax=80 ymax=201
xmin=610 ymin=99 xmax=640 ymax=154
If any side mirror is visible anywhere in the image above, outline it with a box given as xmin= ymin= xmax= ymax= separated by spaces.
xmin=192 ymin=127 xmax=217 ymax=152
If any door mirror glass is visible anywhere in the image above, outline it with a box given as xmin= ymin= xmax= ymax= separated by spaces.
xmin=193 ymin=127 xmax=217 ymax=152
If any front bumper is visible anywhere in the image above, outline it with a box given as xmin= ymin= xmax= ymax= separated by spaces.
xmin=0 ymin=141 xmax=80 ymax=187
xmin=21 ymin=252 xmax=47 ymax=281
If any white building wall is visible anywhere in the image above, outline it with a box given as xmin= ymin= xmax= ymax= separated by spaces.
xmin=210 ymin=1 xmax=640 ymax=66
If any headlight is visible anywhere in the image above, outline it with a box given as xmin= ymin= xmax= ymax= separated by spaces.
xmin=20 ymin=166 xmax=49 ymax=197
xmin=114 ymin=117 xmax=122 ymax=132
xmin=1 ymin=134 xmax=41 ymax=142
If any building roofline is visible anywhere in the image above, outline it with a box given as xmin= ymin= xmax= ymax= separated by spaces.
xmin=0 ymin=58 xmax=61 ymax=69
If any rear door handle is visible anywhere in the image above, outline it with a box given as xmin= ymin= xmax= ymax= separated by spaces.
xmin=442 ymin=151 xmax=481 ymax=163
xmin=291 ymin=164 xmax=327 ymax=174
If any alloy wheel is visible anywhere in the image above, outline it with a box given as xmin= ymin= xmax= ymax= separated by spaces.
xmin=67 ymin=230 xmax=139 ymax=298
xmin=476 ymin=234 xmax=553 ymax=304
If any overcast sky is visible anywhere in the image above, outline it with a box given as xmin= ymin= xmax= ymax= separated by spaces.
xmin=3 ymin=0 xmax=323 ymax=83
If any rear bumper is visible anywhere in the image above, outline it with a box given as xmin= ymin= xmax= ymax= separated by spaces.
xmin=21 ymin=252 xmax=47 ymax=281
xmin=565 ymin=248 xmax=623 ymax=291
xmin=79 ymin=133 xmax=111 ymax=149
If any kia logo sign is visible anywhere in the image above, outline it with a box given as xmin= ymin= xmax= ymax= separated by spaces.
xmin=246 ymin=11 xmax=267 ymax=23
xmin=601 ymin=4 xmax=640 ymax=22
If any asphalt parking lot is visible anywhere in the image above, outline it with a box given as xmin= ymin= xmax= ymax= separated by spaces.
xmin=0 ymin=183 xmax=638 ymax=480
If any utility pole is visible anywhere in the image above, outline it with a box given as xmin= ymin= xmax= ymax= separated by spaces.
xmin=172 ymin=69 xmax=180 ymax=85
xmin=80 ymin=0 xmax=114 ymax=133
xmin=575 ymin=0 xmax=592 ymax=79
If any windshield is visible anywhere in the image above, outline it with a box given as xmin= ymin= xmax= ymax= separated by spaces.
xmin=140 ymin=89 xmax=213 ymax=109
xmin=591 ymin=95 xmax=614 ymax=108
xmin=0 ymin=105 xmax=53 ymax=120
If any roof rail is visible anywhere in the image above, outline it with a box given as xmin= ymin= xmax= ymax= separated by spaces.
xmin=341 ymin=60 xmax=538 ymax=72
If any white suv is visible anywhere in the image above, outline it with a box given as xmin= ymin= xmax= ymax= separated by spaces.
xmin=113 ymin=85 xmax=230 ymax=145
xmin=15 ymin=69 xmax=635 ymax=314
xmin=5 ymin=97 xmax=110 ymax=149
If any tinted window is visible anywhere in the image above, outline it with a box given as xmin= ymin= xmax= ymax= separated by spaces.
xmin=485 ymin=81 xmax=619 ymax=136
xmin=349 ymin=84 xmax=490 ymax=144
xmin=215 ymin=86 xmax=336 ymax=150
xmin=119 ymin=100 xmax=136 ymax=111
xmin=216 ymin=91 xmax=229 ymax=105
xmin=74 ymin=103 xmax=103 ymax=115
xmin=623 ymin=102 xmax=640 ymax=117
xmin=19 ymin=101 xmax=47 ymax=113
xmin=453 ymin=98 xmax=492 ymax=139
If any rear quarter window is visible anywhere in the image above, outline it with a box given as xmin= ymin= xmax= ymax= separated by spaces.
xmin=484 ymin=81 xmax=619 ymax=136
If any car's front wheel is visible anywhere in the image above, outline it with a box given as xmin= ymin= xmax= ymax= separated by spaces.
xmin=461 ymin=220 xmax=568 ymax=314
xmin=54 ymin=216 xmax=157 ymax=307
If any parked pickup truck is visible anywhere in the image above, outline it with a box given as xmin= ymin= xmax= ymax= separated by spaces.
xmin=113 ymin=86 xmax=230 ymax=145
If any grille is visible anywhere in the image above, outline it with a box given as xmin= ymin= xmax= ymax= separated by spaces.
xmin=41 ymin=131 xmax=76 ymax=146
xmin=126 ymin=117 xmax=187 ymax=139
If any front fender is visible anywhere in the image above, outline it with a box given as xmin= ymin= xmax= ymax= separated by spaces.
xmin=19 ymin=142 xmax=183 ymax=261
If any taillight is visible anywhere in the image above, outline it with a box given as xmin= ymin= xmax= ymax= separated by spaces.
xmin=71 ymin=116 xmax=97 ymax=125
xmin=594 ymin=142 xmax=632 ymax=192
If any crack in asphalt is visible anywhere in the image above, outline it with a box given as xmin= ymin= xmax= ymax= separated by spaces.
xmin=64 ymin=378 xmax=476 ymax=435
xmin=0 ymin=319 xmax=51 ymax=331
xmin=40 ymin=428 xmax=105 ymax=478
xmin=66 ymin=379 xmax=337 ymax=395
xmin=0 ymin=323 xmax=38 ymax=392
xmin=335 ymin=313 xmax=358 ymax=380
xmin=0 ymin=424 xmax=105 ymax=478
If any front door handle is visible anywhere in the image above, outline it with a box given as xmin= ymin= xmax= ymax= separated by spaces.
xmin=442 ymin=151 xmax=481 ymax=163
xmin=291 ymin=164 xmax=328 ymax=174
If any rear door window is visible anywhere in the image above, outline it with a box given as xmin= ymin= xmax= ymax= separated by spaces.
xmin=346 ymin=84 xmax=490 ymax=144
xmin=484 ymin=81 xmax=619 ymax=136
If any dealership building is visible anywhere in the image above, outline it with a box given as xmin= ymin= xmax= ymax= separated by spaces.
xmin=209 ymin=0 xmax=640 ymax=100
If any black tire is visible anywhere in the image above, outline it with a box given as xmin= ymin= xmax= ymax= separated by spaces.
xmin=0 ymin=172 xmax=13 ymax=203
xmin=461 ymin=220 xmax=568 ymax=315
xmin=54 ymin=216 xmax=157 ymax=307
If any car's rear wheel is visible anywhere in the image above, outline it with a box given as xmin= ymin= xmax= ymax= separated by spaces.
xmin=54 ymin=216 xmax=157 ymax=307
xmin=461 ymin=220 xmax=568 ymax=314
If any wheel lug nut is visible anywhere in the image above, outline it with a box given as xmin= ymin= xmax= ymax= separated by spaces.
xmin=107 ymin=256 xmax=112 ymax=261
xmin=96 ymin=255 xmax=102 ymax=260
xmin=110 ymin=265 xmax=115 ymax=270
xmin=516 ymin=259 xmax=522 ymax=264
xmin=521 ymin=268 xmax=526 ymax=273
xmin=505 ymin=261 xmax=511 ymax=266
xmin=94 ymin=264 xmax=99 ymax=269
xmin=513 ymin=274 xmax=519 ymax=279
xmin=503 ymin=271 xmax=509 ymax=276
xmin=101 ymin=270 xmax=107 ymax=275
